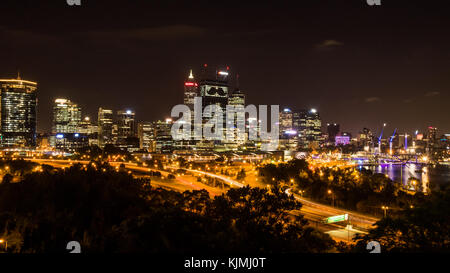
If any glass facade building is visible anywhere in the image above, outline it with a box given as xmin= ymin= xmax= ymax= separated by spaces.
xmin=0 ymin=78 xmax=37 ymax=147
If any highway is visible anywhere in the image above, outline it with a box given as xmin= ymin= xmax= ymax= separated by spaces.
xmin=27 ymin=158 xmax=377 ymax=242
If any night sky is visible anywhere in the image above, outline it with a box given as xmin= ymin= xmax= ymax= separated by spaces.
xmin=0 ymin=0 xmax=449 ymax=137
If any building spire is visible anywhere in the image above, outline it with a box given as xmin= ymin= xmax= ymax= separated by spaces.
xmin=188 ymin=69 xmax=194 ymax=79
xmin=17 ymin=70 xmax=21 ymax=80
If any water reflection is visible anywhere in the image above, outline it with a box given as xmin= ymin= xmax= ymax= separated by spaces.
xmin=363 ymin=164 xmax=450 ymax=193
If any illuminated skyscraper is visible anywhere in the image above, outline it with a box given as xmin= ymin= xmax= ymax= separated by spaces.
xmin=197 ymin=65 xmax=230 ymax=151
xmin=154 ymin=119 xmax=174 ymax=153
xmin=117 ymin=109 xmax=135 ymax=140
xmin=98 ymin=107 xmax=114 ymax=147
xmin=52 ymin=99 xmax=81 ymax=134
xmin=279 ymin=108 xmax=293 ymax=135
xmin=138 ymin=121 xmax=155 ymax=152
xmin=305 ymin=108 xmax=322 ymax=148
xmin=226 ymin=77 xmax=246 ymax=150
xmin=184 ymin=69 xmax=198 ymax=109
xmin=0 ymin=76 xmax=37 ymax=147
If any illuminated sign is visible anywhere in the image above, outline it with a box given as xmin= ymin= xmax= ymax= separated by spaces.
xmin=218 ymin=71 xmax=229 ymax=76
xmin=56 ymin=134 xmax=64 ymax=139
xmin=185 ymin=82 xmax=198 ymax=87
xmin=324 ymin=214 xmax=348 ymax=224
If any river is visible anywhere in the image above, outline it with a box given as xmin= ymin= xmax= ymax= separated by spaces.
xmin=361 ymin=163 xmax=450 ymax=192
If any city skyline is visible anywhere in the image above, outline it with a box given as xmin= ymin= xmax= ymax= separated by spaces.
xmin=1 ymin=67 xmax=446 ymax=140
xmin=0 ymin=0 xmax=449 ymax=257
xmin=0 ymin=0 xmax=449 ymax=136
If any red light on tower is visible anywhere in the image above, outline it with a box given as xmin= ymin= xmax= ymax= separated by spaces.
xmin=226 ymin=66 xmax=230 ymax=70
xmin=204 ymin=63 xmax=208 ymax=67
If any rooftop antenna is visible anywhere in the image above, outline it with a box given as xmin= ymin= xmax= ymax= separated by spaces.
xmin=188 ymin=69 xmax=194 ymax=79
xmin=17 ymin=69 xmax=21 ymax=80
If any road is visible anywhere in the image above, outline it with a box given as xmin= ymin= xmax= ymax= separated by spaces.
xmin=28 ymin=158 xmax=378 ymax=242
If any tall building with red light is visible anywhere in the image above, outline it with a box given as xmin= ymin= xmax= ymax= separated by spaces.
xmin=184 ymin=69 xmax=198 ymax=109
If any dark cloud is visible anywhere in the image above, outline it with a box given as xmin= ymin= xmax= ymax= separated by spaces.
xmin=315 ymin=39 xmax=343 ymax=50
xmin=82 ymin=25 xmax=207 ymax=42
xmin=425 ymin=91 xmax=440 ymax=97
xmin=365 ymin=97 xmax=382 ymax=103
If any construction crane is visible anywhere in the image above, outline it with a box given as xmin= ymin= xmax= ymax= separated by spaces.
xmin=389 ymin=128 xmax=397 ymax=155
xmin=377 ymin=123 xmax=386 ymax=154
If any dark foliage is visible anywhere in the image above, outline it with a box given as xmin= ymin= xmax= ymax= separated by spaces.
xmin=0 ymin=163 xmax=334 ymax=253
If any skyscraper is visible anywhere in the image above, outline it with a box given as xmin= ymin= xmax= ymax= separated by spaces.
xmin=197 ymin=65 xmax=230 ymax=151
xmin=227 ymin=78 xmax=246 ymax=149
xmin=0 ymin=76 xmax=37 ymax=147
xmin=327 ymin=123 xmax=340 ymax=144
xmin=279 ymin=108 xmax=293 ymax=135
xmin=52 ymin=99 xmax=81 ymax=134
xmin=305 ymin=108 xmax=322 ymax=148
xmin=138 ymin=121 xmax=155 ymax=152
xmin=98 ymin=107 xmax=114 ymax=147
xmin=154 ymin=119 xmax=174 ymax=153
xmin=117 ymin=109 xmax=136 ymax=140
xmin=184 ymin=69 xmax=198 ymax=109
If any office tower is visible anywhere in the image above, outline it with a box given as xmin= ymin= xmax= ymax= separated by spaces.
xmin=138 ymin=121 xmax=155 ymax=152
xmin=79 ymin=116 xmax=99 ymax=146
xmin=278 ymin=108 xmax=298 ymax=152
xmin=305 ymin=108 xmax=322 ymax=148
xmin=184 ymin=69 xmax=198 ymax=109
xmin=52 ymin=99 xmax=81 ymax=134
xmin=0 ymin=76 xmax=37 ymax=147
xmin=175 ymin=70 xmax=199 ymax=151
xmin=98 ymin=107 xmax=114 ymax=147
xmin=279 ymin=108 xmax=294 ymax=135
xmin=292 ymin=109 xmax=307 ymax=147
xmin=154 ymin=119 xmax=174 ymax=153
xmin=227 ymin=80 xmax=246 ymax=149
xmin=117 ymin=109 xmax=135 ymax=140
xmin=197 ymin=65 xmax=230 ymax=151
xmin=327 ymin=123 xmax=340 ymax=143
xmin=78 ymin=116 xmax=98 ymax=134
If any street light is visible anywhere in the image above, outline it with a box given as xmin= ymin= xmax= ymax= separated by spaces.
xmin=0 ymin=238 xmax=6 ymax=251
xmin=328 ymin=190 xmax=335 ymax=207
xmin=381 ymin=206 xmax=389 ymax=217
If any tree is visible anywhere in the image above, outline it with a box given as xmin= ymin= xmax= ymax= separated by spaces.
xmin=236 ymin=168 xmax=246 ymax=181
xmin=0 ymin=164 xmax=335 ymax=253
xmin=353 ymin=186 xmax=450 ymax=252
